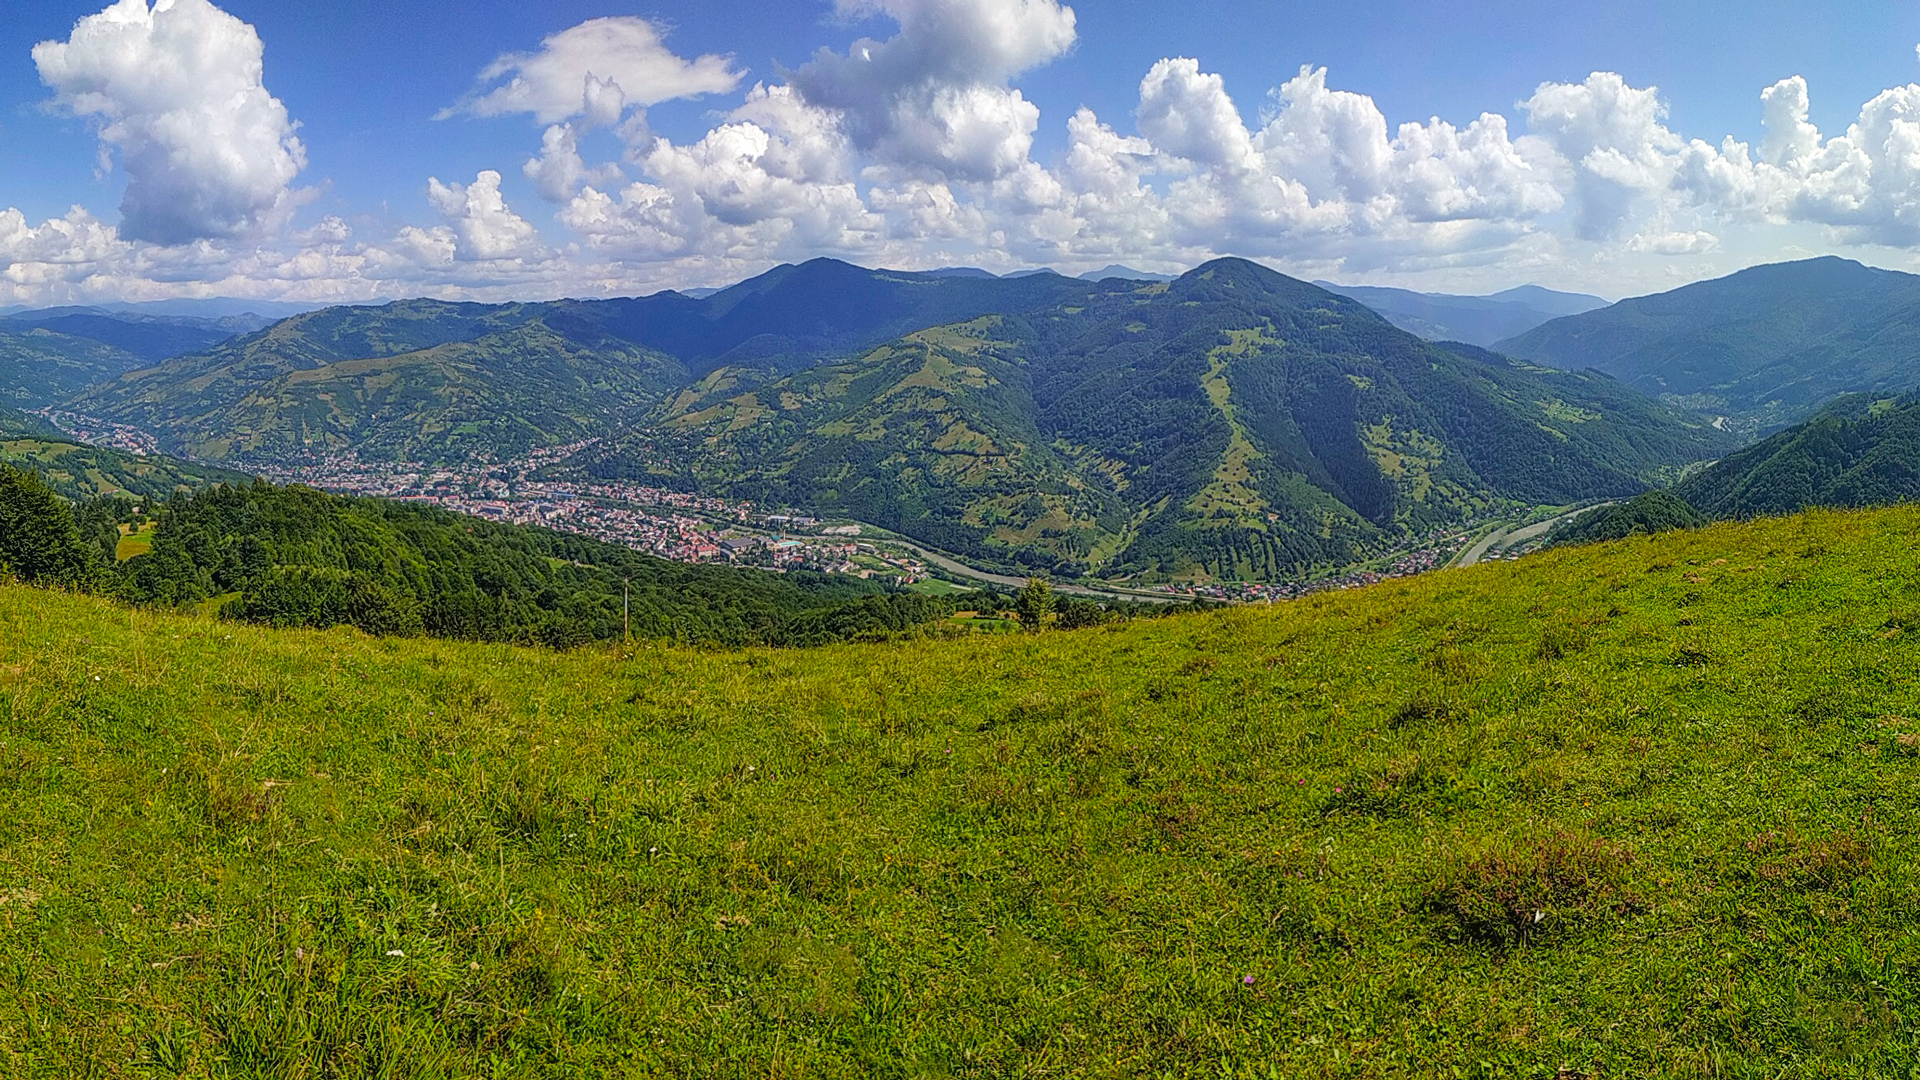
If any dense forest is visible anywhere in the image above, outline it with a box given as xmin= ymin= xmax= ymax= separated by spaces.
xmin=1548 ymin=490 xmax=1708 ymax=546
xmin=1673 ymin=396 xmax=1920 ymax=519
xmin=0 ymin=468 xmax=962 ymax=648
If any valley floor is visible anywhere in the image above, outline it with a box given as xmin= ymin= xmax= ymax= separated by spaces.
xmin=4 ymin=507 xmax=1920 ymax=1075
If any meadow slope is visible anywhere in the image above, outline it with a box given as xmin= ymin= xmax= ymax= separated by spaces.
xmin=4 ymin=508 xmax=1920 ymax=1076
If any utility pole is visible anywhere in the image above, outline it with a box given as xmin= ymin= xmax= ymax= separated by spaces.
xmin=623 ymin=577 xmax=631 ymax=646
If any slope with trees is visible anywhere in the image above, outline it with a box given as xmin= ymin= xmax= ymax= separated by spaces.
xmin=1547 ymin=490 xmax=1707 ymax=546
xmin=0 ymin=324 xmax=146 ymax=406
xmin=103 ymin=481 xmax=946 ymax=647
xmin=595 ymin=260 xmax=1732 ymax=580
xmin=1673 ymin=395 xmax=1920 ymax=519
xmin=1495 ymin=257 xmax=1920 ymax=428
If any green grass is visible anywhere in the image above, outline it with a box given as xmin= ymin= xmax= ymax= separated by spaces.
xmin=906 ymin=577 xmax=975 ymax=598
xmin=6 ymin=506 xmax=1920 ymax=1075
xmin=116 ymin=524 xmax=156 ymax=562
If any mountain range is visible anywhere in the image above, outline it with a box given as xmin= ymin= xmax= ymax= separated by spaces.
xmin=578 ymin=260 xmax=1729 ymax=578
xmin=1315 ymin=282 xmax=1609 ymax=346
xmin=2 ymin=307 xmax=273 ymax=362
xmin=51 ymin=257 xmax=1725 ymax=580
xmin=37 ymin=253 xmax=1920 ymax=581
xmin=1495 ymin=257 xmax=1920 ymax=430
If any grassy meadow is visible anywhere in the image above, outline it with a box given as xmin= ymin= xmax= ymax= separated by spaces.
xmin=4 ymin=507 xmax=1920 ymax=1076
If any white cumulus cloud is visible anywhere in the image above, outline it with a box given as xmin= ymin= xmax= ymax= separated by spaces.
xmin=445 ymin=17 xmax=741 ymax=125
xmin=788 ymin=0 xmax=1077 ymax=181
xmin=32 ymin=0 xmax=308 ymax=246
xmin=423 ymin=171 xmax=544 ymax=262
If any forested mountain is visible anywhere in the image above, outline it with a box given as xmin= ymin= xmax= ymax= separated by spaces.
xmin=0 ymin=404 xmax=63 ymax=440
xmin=98 ymin=320 xmax=689 ymax=464
xmin=588 ymin=260 xmax=1731 ymax=579
xmin=65 ymin=261 xmax=1099 ymax=464
xmin=1672 ymin=395 xmax=1920 ymax=519
xmin=1495 ymin=257 xmax=1920 ymax=428
xmin=2 ymin=402 xmax=254 ymax=500
xmin=1548 ymin=490 xmax=1707 ymax=546
xmin=1317 ymin=282 xmax=1607 ymax=346
xmin=1 ymin=307 xmax=259 ymax=362
xmin=56 ymin=258 xmax=1734 ymax=579
xmin=0 ymin=325 xmax=146 ymax=406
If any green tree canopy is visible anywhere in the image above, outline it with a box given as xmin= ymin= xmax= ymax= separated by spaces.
xmin=1014 ymin=576 xmax=1055 ymax=632
xmin=0 ymin=465 xmax=101 ymax=590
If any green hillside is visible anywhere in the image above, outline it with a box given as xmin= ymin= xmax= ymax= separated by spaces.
xmin=1548 ymin=490 xmax=1707 ymax=546
xmin=0 ymin=324 xmax=145 ymax=407
xmin=1495 ymin=257 xmax=1920 ymax=428
xmin=0 ymin=438 xmax=253 ymax=501
xmin=164 ymin=322 xmax=687 ymax=464
xmin=16 ymin=476 xmax=938 ymax=649
xmin=62 ymin=265 xmax=1096 ymax=463
xmin=596 ymin=260 xmax=1730 ymax=580
xmin=0 ymin=405 xmax=253 ymax=501
xmin=1673 ymin=395 xmax=1920 ymax=519
xmin=0 ymin=404 xmax=63 ymax=440
xmin=4 ymin=506 xmax=1920 ymax=1074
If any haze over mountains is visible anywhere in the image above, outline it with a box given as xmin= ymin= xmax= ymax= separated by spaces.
xmin=1315 ymin=282 xmax=1610 ymax=347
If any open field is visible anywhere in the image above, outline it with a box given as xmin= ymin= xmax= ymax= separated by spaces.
xmin=115 ymin=523 xmax=156 ymax=562
xmin=4 ymin=507 xmax=1920 ymax=1075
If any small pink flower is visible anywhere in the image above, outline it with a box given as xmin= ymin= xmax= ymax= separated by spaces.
xmin=1242 ymin=974 xmax=1255 ymax=985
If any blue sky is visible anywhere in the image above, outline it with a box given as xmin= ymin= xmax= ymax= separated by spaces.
xmin=4 ymin=0 xmax=1920 ymax=305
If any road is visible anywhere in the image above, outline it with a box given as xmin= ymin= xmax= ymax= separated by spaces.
xmin=868 ymin=535 xmax=1185 ymax=604
xmin=1455 ymin=505 xmax=1610 ymax=568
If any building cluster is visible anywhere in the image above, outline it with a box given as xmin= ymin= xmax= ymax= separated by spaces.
xmin=35 ymin=410 xmax=163 ymax=456
xmin=245 ymin=450 xmax=928 ymax=580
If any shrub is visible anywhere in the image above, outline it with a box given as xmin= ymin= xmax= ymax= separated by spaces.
xmin=1423 ymin=832 xmax=1641 ymax=946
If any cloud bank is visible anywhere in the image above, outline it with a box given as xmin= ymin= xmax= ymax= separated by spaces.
xmin=10 ymin=0 xmax=1920 ymax=307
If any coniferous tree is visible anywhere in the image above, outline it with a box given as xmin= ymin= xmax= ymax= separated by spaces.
xmin=1014 ymin=576 xmax=1055 ymax=632
xmin=0 ymin=465 xmax=102 ymax=590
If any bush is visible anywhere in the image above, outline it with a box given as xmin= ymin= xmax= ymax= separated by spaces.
xmin=1423 ymin=832 xmax=1641 ymax=946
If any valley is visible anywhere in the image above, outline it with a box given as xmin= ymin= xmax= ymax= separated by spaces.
xmin=42 ymin=258 xmax=1736 ymax=590
xmin=22 ymin=254 xmax=1920 ymax=607
xmin=14 ymin=2 xmax=1920 ymax=1073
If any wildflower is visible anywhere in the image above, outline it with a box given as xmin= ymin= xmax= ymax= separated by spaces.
xmin=1242 ymin=974 xmax=1255 ymax=986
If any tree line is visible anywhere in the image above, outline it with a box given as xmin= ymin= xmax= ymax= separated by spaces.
xmin=0 ymin=467 xmax=1182 ymax=648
